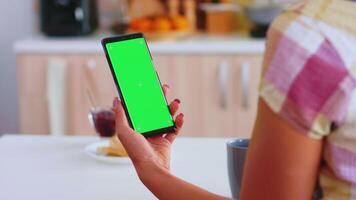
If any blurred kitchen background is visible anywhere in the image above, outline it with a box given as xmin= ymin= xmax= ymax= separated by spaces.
xmin=1 ymin=0 xmax=296 ymax=137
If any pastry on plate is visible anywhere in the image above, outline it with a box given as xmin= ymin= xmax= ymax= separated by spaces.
xmin=97 ymin=136 xmax=128 ymax=157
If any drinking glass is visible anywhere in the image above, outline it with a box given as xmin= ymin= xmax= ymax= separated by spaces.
xmin=88 ymin=107 xmax=116 ymax=137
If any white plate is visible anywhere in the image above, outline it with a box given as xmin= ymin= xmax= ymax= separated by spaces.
xmin=84 ymin=140 xmax=132 ymax=164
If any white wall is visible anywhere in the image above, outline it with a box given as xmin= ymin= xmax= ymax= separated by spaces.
xmin=0 ymin=0 xmax=35 ymax=134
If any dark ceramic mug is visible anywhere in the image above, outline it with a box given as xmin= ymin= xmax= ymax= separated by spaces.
xmin=227 ymin=139 xmax=249 ymax=199
xmin=226 ymin=139 xmax=323 ymax=199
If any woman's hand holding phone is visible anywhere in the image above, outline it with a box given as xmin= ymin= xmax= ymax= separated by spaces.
xmin=112 ymin=84 xmax=184 ymax=180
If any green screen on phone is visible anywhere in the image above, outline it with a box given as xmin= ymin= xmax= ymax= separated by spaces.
xmin=105 ymin=37 xmax=174 ymax=134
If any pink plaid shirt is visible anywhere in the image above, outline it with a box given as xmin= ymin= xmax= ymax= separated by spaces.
xmin=260 ymin=0 xmax=356 ymax=199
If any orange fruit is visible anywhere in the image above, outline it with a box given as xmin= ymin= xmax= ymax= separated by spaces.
xmin=129 ymin=17 xmax=153 ymax=32
xmin=152 ymin=17 xmax=172 ymax=32
xmin=171 ymin=16 xmax=189 ymax=30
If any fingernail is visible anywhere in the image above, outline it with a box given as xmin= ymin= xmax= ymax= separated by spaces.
xmin=113 ymin=97 xmax=119 ymax=107
xmin=175 ymin=99 xmax=181 ymax=104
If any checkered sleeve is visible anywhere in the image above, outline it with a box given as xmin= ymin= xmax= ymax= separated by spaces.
xmin=259 ymin=10 xmax=354 ymax=139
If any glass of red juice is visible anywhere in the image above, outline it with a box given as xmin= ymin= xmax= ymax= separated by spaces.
xmin=88 ymin=107 xmax=116 ymax=137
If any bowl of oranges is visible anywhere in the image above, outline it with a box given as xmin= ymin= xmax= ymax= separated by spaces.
xmin=128 ymin=15 xmax=191 ymax=40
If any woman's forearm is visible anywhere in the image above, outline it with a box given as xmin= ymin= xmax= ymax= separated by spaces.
xmin=139 ymin=165 xmax=231 ymax=200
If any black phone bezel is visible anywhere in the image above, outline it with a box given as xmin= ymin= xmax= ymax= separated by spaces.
xmin=101 ymin=32 xmax=176 ymax=137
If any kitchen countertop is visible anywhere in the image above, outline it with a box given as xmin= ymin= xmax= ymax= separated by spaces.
xmin=0 ymin=135 xmax=232 ymax=200
xmin=14 ymin=35 xmax=266 ymax=54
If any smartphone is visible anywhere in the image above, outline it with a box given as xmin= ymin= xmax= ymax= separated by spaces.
xmin=101 ymin=33 xmax=175 ymax=137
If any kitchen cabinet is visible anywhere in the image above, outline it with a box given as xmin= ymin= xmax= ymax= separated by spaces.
xmin=17 ymin=54 xmax=50 ymax=134
xmin=17 ymin=53 xmax=262 ymax=137
xmin=154 ymin=54 xmax=262 ymax=137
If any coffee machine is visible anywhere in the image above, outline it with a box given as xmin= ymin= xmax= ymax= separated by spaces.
xmin=40 ymin=0 xmax=98 ymax=36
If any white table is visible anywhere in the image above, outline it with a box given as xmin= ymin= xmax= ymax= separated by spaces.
xmin=0 ymin=135 xmax=231 ymax=200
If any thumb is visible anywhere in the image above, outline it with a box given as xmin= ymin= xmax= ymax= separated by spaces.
xmin=112 ymin=97 xmax=150 ymax=164
xmin=112 ymin=97 xmax=130 ymax=129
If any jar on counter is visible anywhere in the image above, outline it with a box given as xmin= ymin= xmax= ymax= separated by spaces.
xmin=201 ymin=3 xmax=240 ymax=34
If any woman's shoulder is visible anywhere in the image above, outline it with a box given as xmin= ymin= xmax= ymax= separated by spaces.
xmin=272 ymin=0 xmax=356 ymax=82
xmin=260 ymin=0 xmax=356 ymax=139
xmin=271 ymin=0 xmax=356 ymax=38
